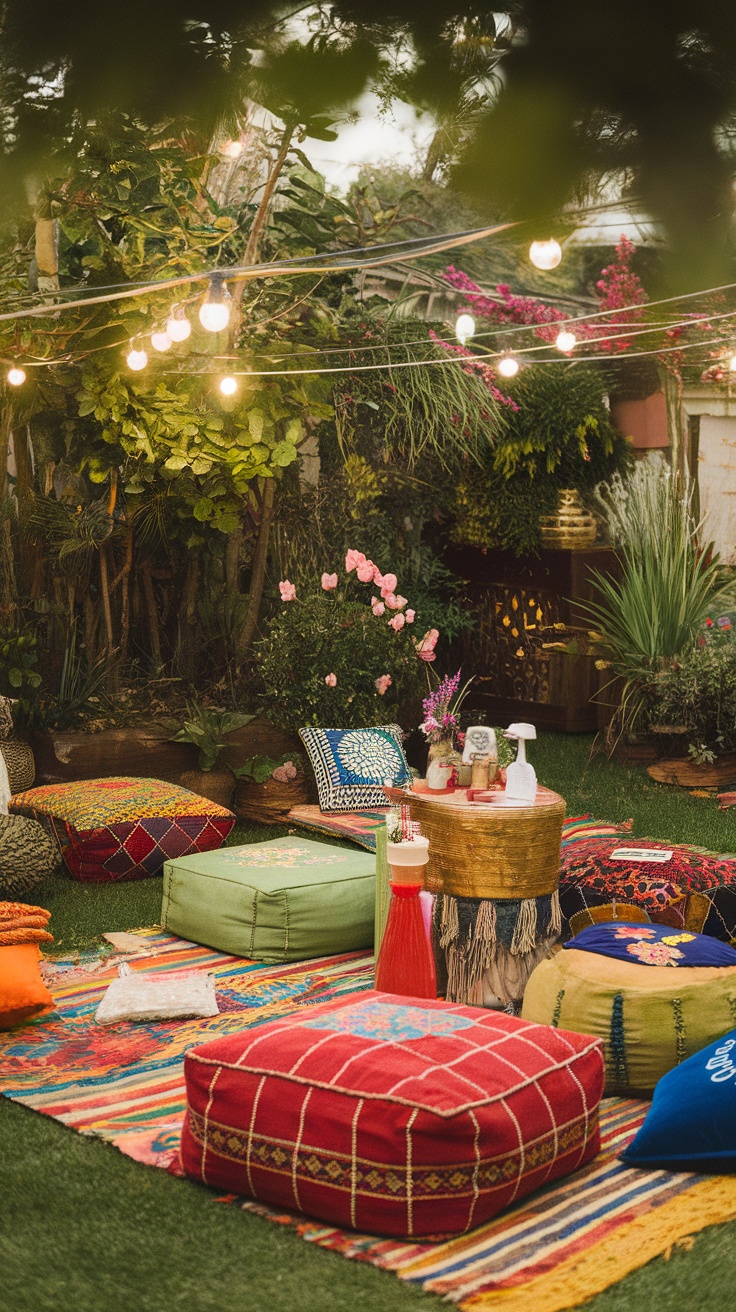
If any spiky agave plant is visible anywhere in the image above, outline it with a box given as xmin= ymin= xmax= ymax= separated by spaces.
xmin=584 ymin=458 xmax=735 ymax=747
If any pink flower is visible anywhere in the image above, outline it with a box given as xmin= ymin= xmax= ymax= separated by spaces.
xmin=372 ymin=566 xmax=385 ymax=587
xmin=405 ymin=609 xmax=415 ymax=623
xmin=321 ymin=572 xmax=338 ymax=591
xmin=388 ymin=613 xmax=406 ymax=632
xmin=273 ymin=759 xmax=298 ymax=782
xmin=345 ymin=549 xmax=366 ymax=573
xmin=414 ymin=628 xmax=439 ymax=661
xmin=375 ymin=674 xmax=392 ymax=695
xmin=380 ymin=573 xmax=398 ymax=598
xmin=371 ymin=600 xmax=385 ymax=616
xmin=279 ymin=580 xmax=296 ymax=602
xmin=386 ymin=593 xmax=407 ymax=610
xmin=324 ymin=672 xmax=337 ymax=687
xmin=357 ymin=559 xmax=375 ymax=583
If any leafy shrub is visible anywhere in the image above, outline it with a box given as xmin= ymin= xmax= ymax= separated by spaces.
xmin=0 ymin=631 xmax=42 ymax=710
xmin=257 ymin=554 xmax=428 ymax=732
xmin=641 ymin=630 xmax=736 ymax=759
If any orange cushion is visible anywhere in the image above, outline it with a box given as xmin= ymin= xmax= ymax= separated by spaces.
xmin=0 ymin=943 xmax=54 ymax=1029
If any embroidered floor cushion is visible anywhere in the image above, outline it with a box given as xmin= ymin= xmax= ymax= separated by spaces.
xmin=0 ymin=812 xmax=59 ymax=898
xmin=522 ymin=944 xmax=736 ymax=1095
xmin=299 ymin=725 xmax=411 ymax=812
xmin=180 ymin=990 xmax=604 ymax=1238
xmin=559 ymin=820 xmax=736 ymax=940
xmin=621 ymin=1030 xmax=736 ymax=1173
xmin=10 ymin=777 xmax=234 ymax=883
xmin=161 ymin=836 xmax=376 ymax=962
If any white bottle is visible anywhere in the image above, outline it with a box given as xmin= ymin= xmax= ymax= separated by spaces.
xmin=503 ymin=723 xmax=538 ymax=803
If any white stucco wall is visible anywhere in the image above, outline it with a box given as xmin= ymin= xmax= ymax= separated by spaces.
xmin=697 ymin=416 xmax=736 ymax=564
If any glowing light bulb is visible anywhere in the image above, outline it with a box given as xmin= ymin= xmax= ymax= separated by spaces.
xmin=166 ymin=308 xmax=192 ymax=343
xmin=455 ymin=313 xmax=476 ymax=346
xmin=126 ymin=346 xmax=148 ymax=371
xmin=729 ymin=354 xmax=736 ymax=373
xmin=151 ymin=330 xmax=172 ymax=352
xmin=219 ymin=375 xmax=238 ymax=396
xmin=529 ymin=238 xmax=563 ymax=271
xmin=555 ymin=330 xmax=577 ymax=353
xmin=221 ymin=139 xmax=243 ymax=159
xmin=199 ymin=275 xmax=231 ymax=333
xmin=497 ymin=354 xmax=519 ymax=378
xmin=7 ymin=366 xmax=26 ymax=386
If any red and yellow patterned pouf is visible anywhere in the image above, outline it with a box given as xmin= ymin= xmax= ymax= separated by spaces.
xmin=10 ymin=777 xmax=234 ymax=883
xmin=180 ymin=989 xmax=604 ymax=1239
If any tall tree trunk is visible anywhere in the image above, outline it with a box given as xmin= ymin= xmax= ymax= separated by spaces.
xmin=0 ymin=404 xmax=18 ymax=625
xmin=228 ymin=120 xmax=296 ymax=344
xmin=13 ymin=424 xmax=37 ymax=594
xmin=35 ymin=216 xmax=60 ymax=293
xmin=235 ymin=479 xmax=276 ymax=664
xmin=225 ymin=527 xmax=243 ymax=597
xmin=142 ymin=563 xmax=162 ymax=668
xmin=176 ymin=555 xmax=200 ymax=678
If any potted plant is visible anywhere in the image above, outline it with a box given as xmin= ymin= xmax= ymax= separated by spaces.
xmin=167 ymin=705 xmax=255 ymax=808
xmin=232 ymin=753 xmax=309 ymax=823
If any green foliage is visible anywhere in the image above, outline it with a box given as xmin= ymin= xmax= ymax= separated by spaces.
xmin=0 ymin=631 xmax=41 ymax=707
xmin=257 ymin=578 xmax=426 ymax=734
xmin=580 ymin=462 xmax=735 ymax=744
xmin=450 ymin=363 xmax=630 ymax=555
xmin=232 ymin=753 xmax=302 ymax=784
xmin=641 ymin=632 xmax=736 ymax=759
xmin=167 ymin=705 xmax=255 ymax=771
xmin=30 ymin=627 xmax=111 ymax=731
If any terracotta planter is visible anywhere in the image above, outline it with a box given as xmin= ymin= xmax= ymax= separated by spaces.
xmin=179 ymin=768 xmax=235 ymax=809
xmin=235 ymin=773 xmax=308 ymax=825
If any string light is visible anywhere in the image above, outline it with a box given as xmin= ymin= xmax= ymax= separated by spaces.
xmin=166 ymin=307 xmax=192 ymax=343
xmin=151 ymin=330 xmax=172 ymax=352
xmin=221 ymin=139 xmax=244 ymax=159
xmin=199 ymin=275 xmax=231 ymax=333
xmin=555 ymin=329 xmax=577 ymax=353
xmin=455 ymin=313 xmax=476 ymax=346
xmin=7 ymin=366 xmax=26 ymax=386
xmin=529 ymin=239 xmax=562 ymax=271
xmin=126 ymin=344 xmax=148 ymax=371
xmin=219 ymin=375 xmax=238 ymax=396
xmin=497 ymin=354 xmax=519 ymax=378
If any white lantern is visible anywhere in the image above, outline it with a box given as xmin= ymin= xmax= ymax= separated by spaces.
xmin=529 ymin=239 xmax=563 ymax=271
xmin=151 ymin=331 xmax=172 ymax=352
xmin=455 ymin=313 xmax=476 ymax=346
xmin=166 ymin=308 xmax=192 ymax=343
xmin=219 ymin=375 xmax=238 ymax=396
xmin=497 ymin=354 xmax=519 ymax=378
xmin=199 ymin=276 xmax=231 ymax=333
xmin=555 ymin=330 xmax=577 ymax=354
xmin=7 ymin=366 xmax=26 ymax=386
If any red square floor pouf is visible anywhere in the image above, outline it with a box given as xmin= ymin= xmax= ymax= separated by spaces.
xmin=180 ymin=990 xmax=604 ymax=1238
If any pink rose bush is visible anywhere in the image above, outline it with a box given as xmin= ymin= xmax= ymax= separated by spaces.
xmin=261 ymin=549 xmax=439 ymax=731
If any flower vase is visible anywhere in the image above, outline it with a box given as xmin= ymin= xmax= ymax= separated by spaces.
xmin=426 ymin=738 xmax=456 ymax=792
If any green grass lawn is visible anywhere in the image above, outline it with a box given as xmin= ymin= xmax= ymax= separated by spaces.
xmin=3 ymin=734 xmax=736 ymax=1311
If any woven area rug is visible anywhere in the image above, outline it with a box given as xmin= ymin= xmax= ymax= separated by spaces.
xmin=287 ymin=804 xmax=387 ymax=851
xmin=3 ymin=930 xmax=736 ymax=1312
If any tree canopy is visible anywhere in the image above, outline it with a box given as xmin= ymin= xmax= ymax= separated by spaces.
xmin=2 ymin=3 xmax=736 ymax=286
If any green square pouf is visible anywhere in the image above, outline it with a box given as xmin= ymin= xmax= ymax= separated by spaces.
xmin=161 ymin=836 xmax=376 ymax=963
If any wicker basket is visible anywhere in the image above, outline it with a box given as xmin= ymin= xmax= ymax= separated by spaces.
xmin=388 ymin=787 xmax=565 ymax=899
xmin=0 ymin=737 xmax=36 ymax=794
xmin=539 ymin=489 xmax=597 ymax=550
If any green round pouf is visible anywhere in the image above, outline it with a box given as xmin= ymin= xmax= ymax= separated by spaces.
xmin=0 ymin=812 xmax=59 ymax=899
xmin=522 ymin=947 xmax=736 ymax=1096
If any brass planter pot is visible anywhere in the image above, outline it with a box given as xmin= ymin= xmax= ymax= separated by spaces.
xmin=539 ymin=489 xmax=597 ymax=550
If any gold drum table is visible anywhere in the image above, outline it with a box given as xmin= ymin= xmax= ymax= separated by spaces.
xmin=385 ymin=786 xmax=566 ymax=1010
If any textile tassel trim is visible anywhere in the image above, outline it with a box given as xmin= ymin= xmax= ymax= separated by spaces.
xmin=547 ymin=888 xmax=562 ymax=938
xmin=432 ymin=892 xmax=560 ymax=1006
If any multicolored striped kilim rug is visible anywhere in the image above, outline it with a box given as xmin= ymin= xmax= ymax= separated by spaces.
xmin=3 ymin=928 xmax=736 ymax=1312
